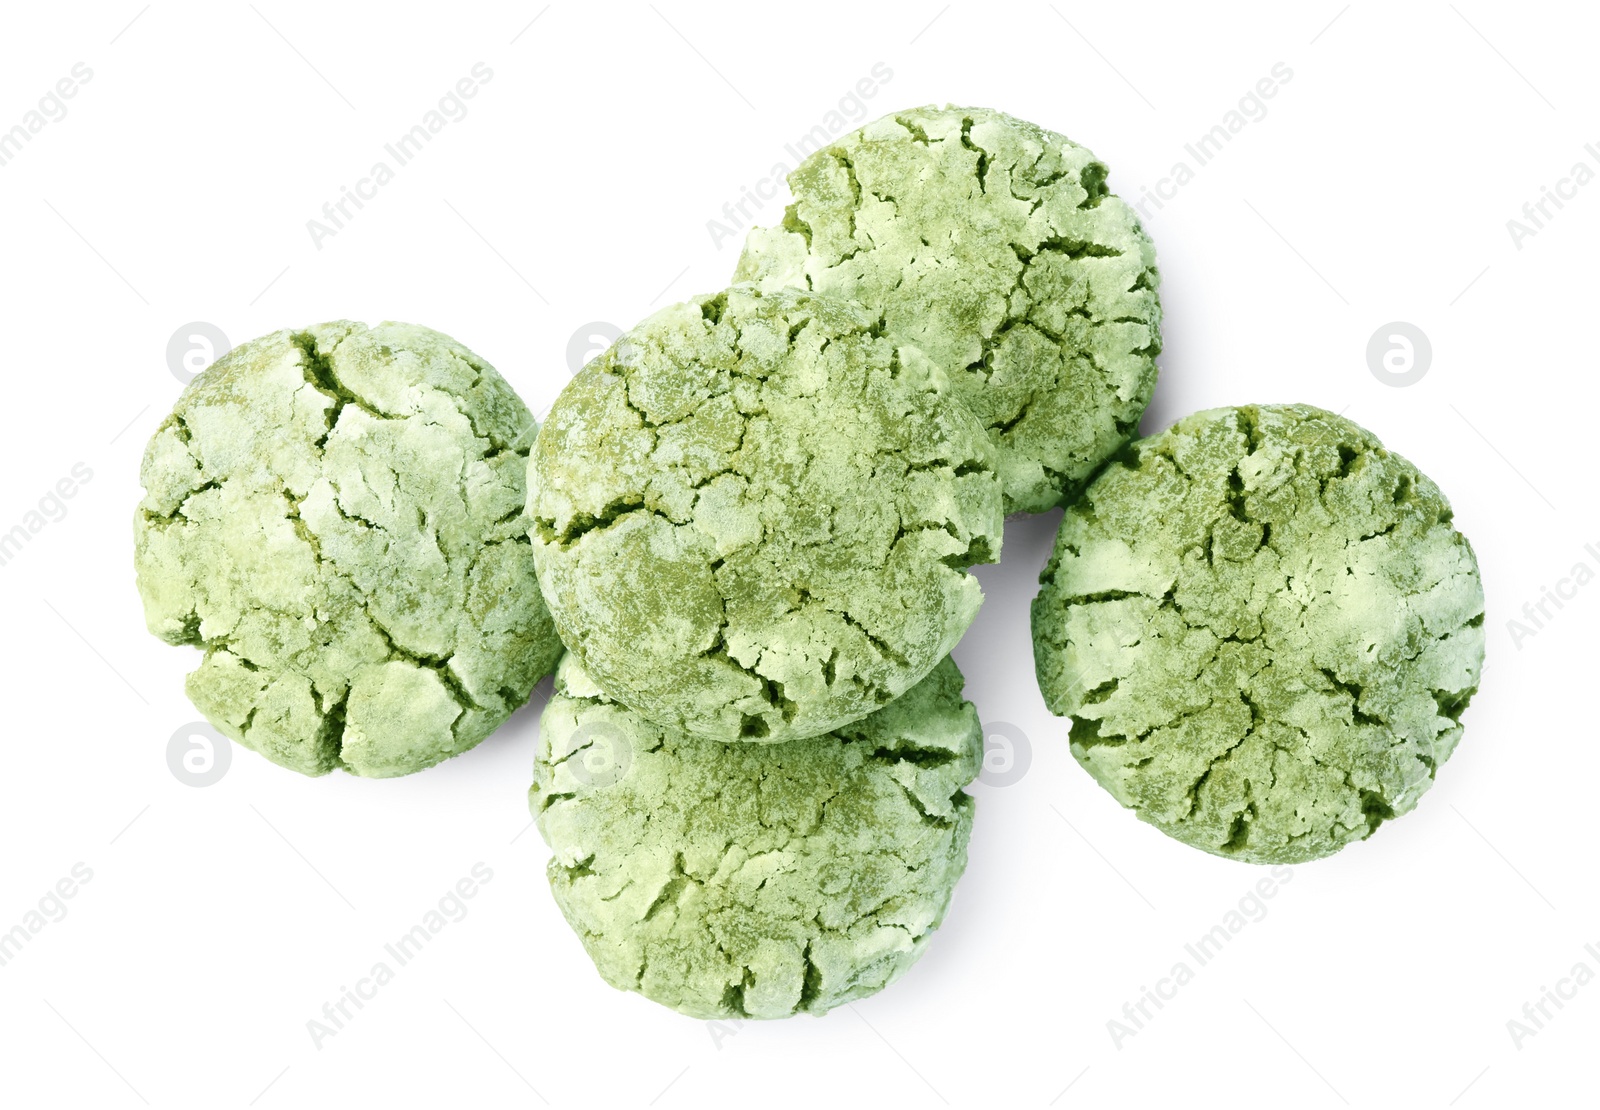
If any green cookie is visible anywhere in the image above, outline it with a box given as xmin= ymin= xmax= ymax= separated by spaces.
xmin=531 ymin=653 xmax=981 ymax=1019
xmin=134 ymin=321 xmax=563 ymax=777
xmin=527 ymin=285 xmax=1003 ymax=744
xmin=736 ymin=104 xmax=1162 ymax=515
xmin=1032 ymin=404 xmax=1486 ymax=864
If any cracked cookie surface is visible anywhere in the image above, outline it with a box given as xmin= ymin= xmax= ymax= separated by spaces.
xmin=527 ymin=285 xmax=1003 ymax=744
xmin=1032 ymin=404 xmax=1486 ymax=864
xmin=532 ymin=652 xmax=981 ymax=1019
xmin=735 ymin=104 xmax=1161 ymax=515
xmin=134 ymin=321 xmax=563 ymax=777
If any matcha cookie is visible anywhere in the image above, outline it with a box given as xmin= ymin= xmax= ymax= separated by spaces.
xmin=735 ymin=104 xmax=1162 ymax=514
xmin=527 ymin=285 xmax=1003 ymax=744
xmin=532 ymin=653 xmax=981 ymax=1019
xmin=1032 ymin=404 xmax=1485 ymax=864
xmin=135 ymin=321 xmax=563 ymax=777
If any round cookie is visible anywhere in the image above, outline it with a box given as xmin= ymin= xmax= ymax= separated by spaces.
xmin=134 ymin=321 xmax=563 ymax=778
xmin=527 ymin=285 xmax=1003 ymax=744
xmin=531 ymin=652 xmax=982 ymax=1019
xmin=1031 ymin=404 xmax=1485 ymax=864
xmin=735 ymin=103 xmax=1162 ymax=515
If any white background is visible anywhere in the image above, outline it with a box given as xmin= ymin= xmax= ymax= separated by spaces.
xmin=0 ymin=1 xmax=1594 ymax=1106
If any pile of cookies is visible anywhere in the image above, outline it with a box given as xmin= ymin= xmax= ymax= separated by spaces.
xmin=134 ymin=106 xmax=1486 ymax=1020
